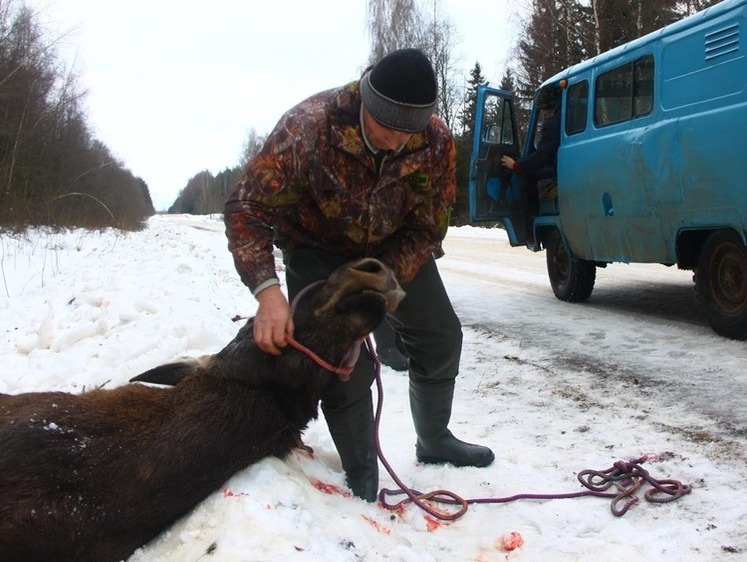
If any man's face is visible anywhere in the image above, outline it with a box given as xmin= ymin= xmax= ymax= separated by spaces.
xmin=362 ymin=108 xmax=413 ymax=151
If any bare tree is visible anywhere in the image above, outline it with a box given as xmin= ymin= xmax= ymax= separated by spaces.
xmin=240 ymin=128 xmax=266 ymax=167
xmin=366 ymin=0 xmax=427 ymax=65
xmin=421 ymin=0 xmax=460 ymax=129
xmin=591 ymin=0 xmax=681 ymax=53
xmin=0 ymin=1 xmax=155 ymax=230
xmin=366 ymin=0 xmax=462 ymax=129
xmin=676 ymin=0 xmax=722 ymax=15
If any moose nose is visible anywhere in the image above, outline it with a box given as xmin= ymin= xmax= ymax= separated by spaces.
xmin=350 ymin=258 xmax=405 ymax=312
xmin=351 ymin=257 xmax=386 ymax=275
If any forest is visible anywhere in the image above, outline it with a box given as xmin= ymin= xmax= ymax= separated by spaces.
xmin=0 ymin=1 xmax=154 ymax=230
xmin=0 ymin=0 xmax=721 ymax=230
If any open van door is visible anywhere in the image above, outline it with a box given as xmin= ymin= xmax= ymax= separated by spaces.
xmin=468 ymin=85 xmax=528 ymax=245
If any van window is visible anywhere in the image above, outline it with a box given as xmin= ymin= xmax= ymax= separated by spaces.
xmin=481 ymin=95 xmax=516 ymax=145
xmin=594 ymin=55 xmax=654 ymax=127
xmin=565 ymin=80 xmax=589 ymax=135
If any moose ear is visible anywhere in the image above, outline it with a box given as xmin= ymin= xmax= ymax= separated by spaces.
xmin=130 ymin=358 xmax=209 ymax=386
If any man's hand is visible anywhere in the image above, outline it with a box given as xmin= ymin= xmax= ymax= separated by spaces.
xmin=253 ymin=285 xmax=293 ymax=355
xmin=501 ymin=155 xmax=516 ymax=170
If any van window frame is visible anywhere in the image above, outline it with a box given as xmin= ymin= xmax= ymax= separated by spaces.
xmin=594 ymin=55 xmax=654 ymax=127
xmin=565 ymin=80 xmax=589 ymax=135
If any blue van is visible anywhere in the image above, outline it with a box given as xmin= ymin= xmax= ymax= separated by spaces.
xmin=468 ymin=0 xmax=747 ymax=340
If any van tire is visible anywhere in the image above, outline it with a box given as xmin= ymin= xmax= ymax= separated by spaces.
xmin=546 ymin=229 xmax=596 ymax=302
xmin=695 ymin=229 xmax=747 ymax=340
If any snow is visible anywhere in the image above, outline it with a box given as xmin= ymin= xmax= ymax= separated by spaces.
xmin=1 ymin=214 xmax=745 ymax=561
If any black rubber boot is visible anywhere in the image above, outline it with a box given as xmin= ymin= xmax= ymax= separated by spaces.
xmin=322 ymin=392 xmax=379 ymax=502
xmin=373 ymin=321 xmax=409 ymax=372
xmin=410 ymin=378 xmax=495 ymax=467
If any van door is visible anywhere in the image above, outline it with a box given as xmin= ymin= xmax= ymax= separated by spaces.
xmin=467 ymin=86 xmax=527 ymax=245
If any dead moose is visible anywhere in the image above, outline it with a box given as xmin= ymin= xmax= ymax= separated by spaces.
xmin=0 ymin=257 xmax=404 ymax=562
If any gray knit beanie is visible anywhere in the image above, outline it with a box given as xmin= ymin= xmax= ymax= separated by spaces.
xmin=360 ymin=48 xmax=438 ymax=133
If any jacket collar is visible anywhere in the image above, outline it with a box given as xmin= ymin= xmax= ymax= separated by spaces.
xmin=329 ymin=81 xmax=428 ymax=164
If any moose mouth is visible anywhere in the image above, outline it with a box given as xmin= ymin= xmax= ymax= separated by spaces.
xmin=333 ymin=290 xmax=389 ymax=381
xmin=337 ymin=339 xmax=365 ymax=381
xmin=294 ymin=258 xmax=405 ymax=381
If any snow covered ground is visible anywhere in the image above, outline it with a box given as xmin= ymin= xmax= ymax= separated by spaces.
xmin=1 ymin=214 xmax=745 ymax=561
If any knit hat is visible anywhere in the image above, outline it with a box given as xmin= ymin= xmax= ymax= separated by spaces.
xmin=360 ymin=48 xmax=438 ymax=133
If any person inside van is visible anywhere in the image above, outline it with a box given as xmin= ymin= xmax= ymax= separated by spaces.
xmin=500 ymin=84 xmax=561 ymax=202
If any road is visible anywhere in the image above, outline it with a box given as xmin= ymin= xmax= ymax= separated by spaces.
xmin=439 ymin=228 xmax=747 ymax=447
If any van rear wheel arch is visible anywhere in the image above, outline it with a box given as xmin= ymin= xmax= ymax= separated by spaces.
xmin=545 ymin=228 xmax=596 ymax=302
xmin=695 ymin=229 xmax=747 ymax=340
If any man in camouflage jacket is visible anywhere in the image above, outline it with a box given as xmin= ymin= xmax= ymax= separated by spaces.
xmin=225 ymin=49 xmax=494 ymax=501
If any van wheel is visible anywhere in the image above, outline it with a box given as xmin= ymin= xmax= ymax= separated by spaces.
xmin=546 ymin=229 xmax=596 ymax=302
xmin=695 ymin=230 xmax=747 ymax=340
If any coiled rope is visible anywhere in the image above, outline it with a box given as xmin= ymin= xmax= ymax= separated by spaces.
xmin=366 ymin=338 xmax=692 ymax=520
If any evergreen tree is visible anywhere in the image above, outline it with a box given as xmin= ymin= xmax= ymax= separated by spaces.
xmin=515 ymin=1 xmax=594 ymax=103
xmin=450 ymin=62 xmax=486 ymax=226
xmin=677 ymin=0 xmax=722 ymax=13
xmin=499 ymin=67 xmax=528 ymax=147
xmin=458 ymin=62 xmax=486 ymax=139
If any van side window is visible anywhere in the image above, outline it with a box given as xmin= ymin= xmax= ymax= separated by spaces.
xmin=565 ymin=80 xmax=589 ymax=135
xmin=594 ymin=55 xmax=654 ymax=127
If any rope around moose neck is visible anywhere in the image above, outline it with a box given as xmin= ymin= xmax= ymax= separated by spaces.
xmin=286 ymin=280 xmax=356 ymax=378
xmin=365 ymin=337 xmax=692 ymax=521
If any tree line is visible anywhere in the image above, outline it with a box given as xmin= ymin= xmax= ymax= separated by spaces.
xmin=0 ymin=1 xmax=154 ymax=232
xmin=1 ymin=0 xmax=723 ymax=230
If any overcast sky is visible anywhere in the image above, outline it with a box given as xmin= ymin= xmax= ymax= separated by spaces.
xmin=28 ymin=0 xmax=523 ymax=210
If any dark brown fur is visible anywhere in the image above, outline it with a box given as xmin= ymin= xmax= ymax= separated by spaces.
xmin=0 ymin=258 xmax=403 ymax=562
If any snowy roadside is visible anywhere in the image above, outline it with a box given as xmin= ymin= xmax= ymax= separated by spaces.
xmin=1 ymin=215 xmax=745 ymax=561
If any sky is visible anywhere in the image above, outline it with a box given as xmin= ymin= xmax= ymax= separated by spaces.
xmin=27 ymin=0 xmax=525 ymax=211
xmin=2 ymin=214 xmax=745 ymax=560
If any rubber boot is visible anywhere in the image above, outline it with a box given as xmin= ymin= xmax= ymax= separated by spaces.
xmin=322 ymin=392 xmax=379 ymax=502
xmin=410 ymin=378 xmax=495 ymax=467
xmin=373 ymin=321 xmax=409 ymax=372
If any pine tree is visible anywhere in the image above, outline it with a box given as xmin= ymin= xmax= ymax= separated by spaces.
xmin=515 ymin=1 xmax=594 ymax=102
xmin=458 ymin=62 xmax=486 ymax=139
xmin=498 ymin=67 xmax=529 ymax=147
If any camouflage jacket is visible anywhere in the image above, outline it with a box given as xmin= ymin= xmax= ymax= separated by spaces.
xmin=224 ymin=80 xmax=457 ymax=294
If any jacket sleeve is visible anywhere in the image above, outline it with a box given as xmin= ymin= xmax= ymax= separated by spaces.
xmin=224 ymin=114 xmax=306 ymax=295
xmin=516 ymin=111 xmax=560 ymax=175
